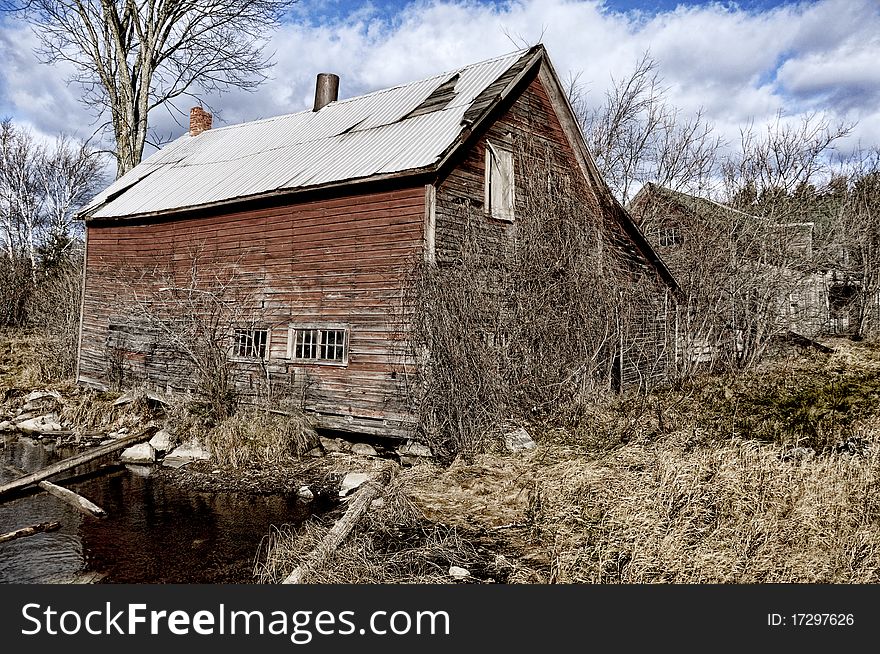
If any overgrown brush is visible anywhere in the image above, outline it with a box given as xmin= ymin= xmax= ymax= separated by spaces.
xmin=254 ymin=475 xmax=483 ymax=584
xmin=61 ymin=385 xmax=163 ymax=432
xmin=406 ymin=140 xmax=674 ymax=463
xmin=206 ymin=408 xmax=318 ymax=469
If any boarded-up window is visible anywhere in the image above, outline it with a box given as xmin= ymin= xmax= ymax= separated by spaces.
xmin=485 ymin=142 xmax=514 ymax=221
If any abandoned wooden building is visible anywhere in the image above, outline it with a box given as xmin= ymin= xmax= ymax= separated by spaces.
xmin=75 ymin=45 xmax=679 ymax=439
xmin=628 ymin=182 xmax=867 ymax=363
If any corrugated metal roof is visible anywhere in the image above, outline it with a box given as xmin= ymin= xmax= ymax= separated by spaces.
xmin=83 ymin=47 xmax=539 ymax=219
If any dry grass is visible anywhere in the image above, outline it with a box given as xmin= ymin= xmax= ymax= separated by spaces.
xmin=391 ymin=339 xmax=880 ymax=583
xmin=205 ymin=408 xmax=319 ymax=469
xmin=254 ymin=471 xmax=516 ymax=584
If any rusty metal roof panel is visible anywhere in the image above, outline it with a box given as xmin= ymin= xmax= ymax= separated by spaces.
xmin=83 ymin=47 xmax=538 ymax=219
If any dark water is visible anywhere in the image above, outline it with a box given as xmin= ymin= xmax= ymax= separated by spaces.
xmin=0 ymin=434 xmax=309 ymax=584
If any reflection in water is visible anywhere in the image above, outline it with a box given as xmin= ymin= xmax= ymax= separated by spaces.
xmin=0 ymin=434 xmax=309 ymax=583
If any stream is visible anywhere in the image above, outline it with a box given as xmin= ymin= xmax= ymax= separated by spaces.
xmin=0 ymin=433 xmax=310 ymax=583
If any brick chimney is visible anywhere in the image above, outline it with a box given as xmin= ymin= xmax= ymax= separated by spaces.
xmin=313 ymin=73 xmax=339 ymax=111
xmin=190 ymin=106 xmax=212 ymax=136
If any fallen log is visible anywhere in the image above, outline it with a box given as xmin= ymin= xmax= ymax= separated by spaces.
xmin=282 ymin=466 xmax=395 ymax=584
xmin=0 ymin=521 xmax=61 ymax=544
xmin=0 ymin=425 xmax=159 ymax=499
xmin=3 ymin=463 xmax=107 ymax=518
xmin=38 ymin=481 xmax=107 ymax=518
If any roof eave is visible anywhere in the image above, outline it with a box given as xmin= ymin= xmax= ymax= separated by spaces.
xmin=82 ymin=165 xmax=437 ymax=223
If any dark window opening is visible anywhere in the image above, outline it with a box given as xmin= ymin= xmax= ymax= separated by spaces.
xmin=234 ymin=328 xmax=268 ymax=359
xmin=657 ymin=226 xmax=682 ymax=247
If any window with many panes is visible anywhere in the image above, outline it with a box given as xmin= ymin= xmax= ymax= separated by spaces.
xmin=233 ymin=328 xmax=268 ymax=359
xmin=288 ymin=326 xmax=348 ymax=364
xmin=657 ymin=226 xmax=682 ymax=247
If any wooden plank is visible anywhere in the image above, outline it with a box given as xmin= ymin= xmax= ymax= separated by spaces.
xmin=0 ymin=521 xmax=61 ymax=544
xmin=0 ymin=426 xmax=158 ymax=499
xmin=3 ymin=464 xmax=107 ymax=518
xmin=282 ymin=467 xmax=395 ymax=584
xmin=38 ymin=481 xmax=107 ymax=518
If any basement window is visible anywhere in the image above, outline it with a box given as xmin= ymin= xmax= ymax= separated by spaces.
xmin=233 ymin=328 xmax=268 ymax=359
xmin=485 ymin=141 xmax=515 ymax=221
xmin=288 ymin=326 xmax=349 ymax=365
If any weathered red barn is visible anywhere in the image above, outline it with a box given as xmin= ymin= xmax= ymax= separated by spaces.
xmin=76 ymin=45 xmax=677 ymax=438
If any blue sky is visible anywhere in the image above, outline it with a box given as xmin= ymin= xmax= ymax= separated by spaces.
xmin=1 ymin=0 xmax=878 ymax=162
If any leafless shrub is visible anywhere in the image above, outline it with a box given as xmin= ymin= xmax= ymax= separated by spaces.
xmin=406 ymin=140 xmax=676 ymax=462
xmin=112 ymin=247 xmax=280 ymax=420
xmin=26 ymin=254 xmax=83 ymax=380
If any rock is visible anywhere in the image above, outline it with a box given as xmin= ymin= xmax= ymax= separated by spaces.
xmin=25 ymin=390 xmax=62 ymax=403
xmin=113 ymin=389 xmax=170 ymax=407
xmin=397 ymin=441 xmax=432 ymax=458
xmin=306 ymin=447 xmax=324 ymax=457
xmin=351 ymin=442 xmax=378 ymax=457
xmin=167 ymin=438 xmax=212 ymax=461
xmin=125 ymin=464 xmax=153 ymax=477
xmin=149 ymin=429 xmax=174 ymax=453
xmin=297 ymin=486 xmax=314 ymax=501
xmin=319 ymin=437 xmax=351 ymax=453
xmin=449 ymin=566 xmax=471 ymax=580
xmin=504 ymin=426 xmax=537 ymax=452
xmin=120 ymin=443 xmax=156 ymax=464
xmin=112 ymin=391 xmax=134 ymax=406
xmin=0 ymin=420 xmax=14 ymax=432
xmin=398 ymin=440 xmax=433 ymax=465
xmin=117 ymin=427 xmax=129 ymax=435
xmin=370 ymin=497 xmax=385 ymax=510
xmin=16 ymin=414 xmax=64 ymax=434
xmin=339 ymin=472 xmax=371 ymax=497
xmin=162 ymin=457 xmax=192 ymax=469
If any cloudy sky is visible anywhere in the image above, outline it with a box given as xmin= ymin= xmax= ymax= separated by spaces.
xmin=1 ymin=0 xmax=878 ymax=163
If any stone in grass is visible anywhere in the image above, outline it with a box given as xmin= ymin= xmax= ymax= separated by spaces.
xmin=504 ymin=426 xmax=537 ymax=452
xmin=351 ymin=442 xmax=378 ymax=457
xmin=120 ymin=442 xmax=156 ymax=464
xmin=319 ymin=437 xmax=352 ymax=453
xmin=16 ymin=414 xmax=64 ymax=433
xmin=167 ymin=438 xmax=212 ymax=461
xmin=449 ymin=566 xmax=471 ymax=580
xmin=297 ymin=486 xmax=314 ymax=501
xmin=339 ymin=472 xmax=371 ymax=497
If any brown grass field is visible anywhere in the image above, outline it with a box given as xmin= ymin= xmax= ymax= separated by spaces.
xmin=4 ymin=328 xmax=879 ymax=583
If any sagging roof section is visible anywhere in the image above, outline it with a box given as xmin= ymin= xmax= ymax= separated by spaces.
xmin=81 ymin=47 xmax=542 ymax=220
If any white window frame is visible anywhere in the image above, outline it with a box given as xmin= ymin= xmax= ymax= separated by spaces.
xmin=231 ymin=327 xmax=269 ymax=360
xmin=657 ymin=226 xmax=682 ymax=247
xmin=485 ymin=141 xmax=515 ymax=221
xmin=287 ymin=324 xmax=350 ymax=366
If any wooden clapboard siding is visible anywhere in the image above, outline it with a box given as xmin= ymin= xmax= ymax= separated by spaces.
xmin=79 ymin=186 xmax=424 ymax=438
xmin=434 ymin=72 xmax=674 ymax=391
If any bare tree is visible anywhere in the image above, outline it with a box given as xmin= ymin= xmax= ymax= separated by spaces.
xmin=722 ymin=111 xmax=854 ymax=218
xmin=571 ymin=52 xmax=722 ymax=204
xmin=7 ymin=0 xmax=296 ymax=177
xmin=0 ymin=118 xmax=102 ymax=327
